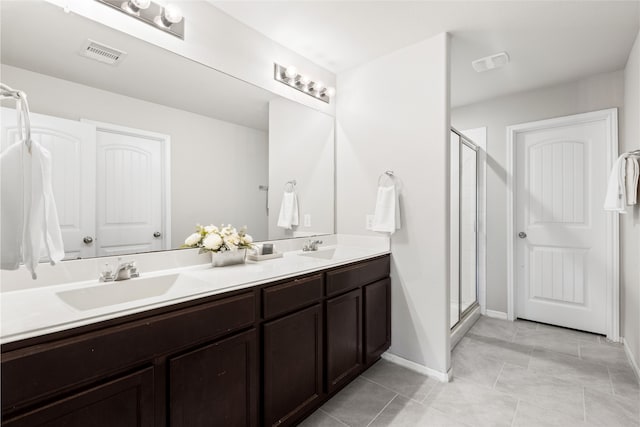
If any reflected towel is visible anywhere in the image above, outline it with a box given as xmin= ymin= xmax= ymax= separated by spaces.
xmin=626 ymin=157 xmax=639 ymax=205
xmin=277 ymin=191 xmax=299 ymax=229
xmin=604 ymin=154 xmax=628 ymax=213
xmin=371 ymin=185 xmax=401 ymax=234
xmin=1 ymin=140 xmax=65 ymax=278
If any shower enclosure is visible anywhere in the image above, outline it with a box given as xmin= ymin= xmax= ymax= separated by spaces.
xmin=450 ymin=129 xmax=479 ymax=328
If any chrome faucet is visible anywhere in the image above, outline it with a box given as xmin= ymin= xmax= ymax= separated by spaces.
xmin=100 ymin=258 xmax=139 ymax=282
xmin=302 ymin=239 xmax=323 ymax=252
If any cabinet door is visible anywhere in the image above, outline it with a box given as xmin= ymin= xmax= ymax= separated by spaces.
xmin=3 ymin=368 xmax=154 ymax=427
xmin=263 ymin=304 xmax=322 ymax=427
xmin=326 ymin=288 xmax=362 ymax=393
xmin=169 ymin=329 xmax=257 ymax=427
xmin=364 ymin=278 xmax=391 ymax=364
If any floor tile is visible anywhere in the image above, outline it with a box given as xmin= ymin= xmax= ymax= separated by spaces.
xmin=369 ymin=395 xmax=471 ymax=427
xmin=452 ymin=343 xmax=505 ymax=388
xmin=512 ymin=329 xmax=581 ymax=357
xmin=513 ymin=400 xmax=587 ymax=427
xmin=534 ymin=323 xmax=600 ymax=342
xmin=580 ymin=341 xmax=630 ymax=367
xmin=320 ymin=377 xmax=397 ymax=427
xmin=424 ymin=377 xmax=518 ymax=427
xmin=458 ymin=335 xmax=532 ymax=367
xmin=467 ymin=316 xmax=519 ymax=341
xmin=298 ymin=410 xmax=348 ymax=427
xmin=494 ymin=363 xmax=586 ymax=421
xmin=361 ymin=359 xmax=438 ymax=402
xmin=609 ymin=365 xmax=640 ymax=402
xmin=528 ymin=348 xmax=613 ymax=393
xmin=584 ymin=388 xmax=640 ymax=426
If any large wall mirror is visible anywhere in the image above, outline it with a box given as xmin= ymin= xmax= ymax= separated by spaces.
xmin=1 ymin=1 xmax=335 ymax=260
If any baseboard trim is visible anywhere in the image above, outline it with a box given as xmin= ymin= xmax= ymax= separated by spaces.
xmin=622 ymin=337 xmax=640 ymax=382
xmin=485 ymin=310 xmax=508 ymax=320
xmin=381 ymin=352 xmax=452 ymax=383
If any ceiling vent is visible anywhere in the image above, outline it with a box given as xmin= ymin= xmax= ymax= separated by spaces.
xmin=80 ymin=39 xmax=127 ymax=65
xmin=472 ymin=52 xmax=510 ymax=73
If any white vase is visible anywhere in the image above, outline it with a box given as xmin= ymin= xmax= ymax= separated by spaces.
xmin=211 ymin=248 xmax=247 ymax=267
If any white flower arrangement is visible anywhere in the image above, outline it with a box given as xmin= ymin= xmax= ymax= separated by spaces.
xmin=182 ymin=224 xmax=254 ymax=253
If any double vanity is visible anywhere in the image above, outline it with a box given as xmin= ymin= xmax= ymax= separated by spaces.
xmin=1 ymin=237 xmax=391 ymax=426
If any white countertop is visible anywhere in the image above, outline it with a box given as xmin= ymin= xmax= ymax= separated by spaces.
xmin=1 ymin=242 xmax=389 ymax=345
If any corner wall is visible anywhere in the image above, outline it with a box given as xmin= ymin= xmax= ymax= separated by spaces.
xmin=336 ymin=33 xmax=451 ymax=375
xmin=622 ymin=29 xmax=640 ymax=373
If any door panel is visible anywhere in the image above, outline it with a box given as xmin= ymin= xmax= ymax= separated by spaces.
xmin=1 ymin=108 xmax=96 ymax=259
xmin=516 ymin=117 xmax=608 ymax=334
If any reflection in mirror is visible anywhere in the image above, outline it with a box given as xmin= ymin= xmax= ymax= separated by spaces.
xmin=0 ymin=1 xmax=335 ymax=260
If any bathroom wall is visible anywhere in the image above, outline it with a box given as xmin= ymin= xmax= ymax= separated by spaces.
xmin=2 ymin=64 xmax=269 ymax=246
xmin=622 ymin=29 xmax=640 ymax=372
xmin=337 ymin=33 xmax=451 ymax=376
xmin=43 ymin=0 xmax=336 ymax=117
xmin=268 ymin=98 xmax=335 ymax=240
xmin=452 ymin=69 xmax=625 ymax=314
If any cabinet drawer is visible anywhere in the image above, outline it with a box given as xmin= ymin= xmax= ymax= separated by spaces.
xmin=263 ymin=274 xmax=323 ymax=319
xmin=2 ymin=292 xmax=255 ymax=414
xmin=326 ymin=256 xmax=390 ymax=297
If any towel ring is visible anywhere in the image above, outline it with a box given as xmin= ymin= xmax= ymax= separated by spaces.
xmin=378 ymin=171 xmax=395 ymax=187
xmin=285 ymin=180 xmax=297 ymax=192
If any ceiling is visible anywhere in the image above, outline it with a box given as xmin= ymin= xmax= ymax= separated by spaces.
xmin=210 ymin=1 xmax=640 ymax=107
xmin=1 ymin=1 xmax=275 ymax=130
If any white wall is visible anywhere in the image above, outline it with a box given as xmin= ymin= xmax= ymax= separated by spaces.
xmin=337 ymin=34 xmax=451 ymax=375
xmin=268 ymin=98 xmax=335 ymax=240
xmin=622 ymin=29 xmax=640 ymax=371
xmin=452 ymin=70 xmax=625 ymax=313
xmin=2 ymin=64 xmax=269 ymax=246
xmin=44 ymin=0 xmax=336 ymax=117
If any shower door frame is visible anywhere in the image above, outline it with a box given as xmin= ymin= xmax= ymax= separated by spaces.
xmin=451 ymin=128 xmax=480 ymax=329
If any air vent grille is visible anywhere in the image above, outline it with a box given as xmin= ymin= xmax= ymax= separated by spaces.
xmin=80 ymin=40 xmax=127 ymax=65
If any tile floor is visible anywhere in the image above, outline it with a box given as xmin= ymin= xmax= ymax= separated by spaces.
xmin=301 ymin=316 xmax=640 ymax=427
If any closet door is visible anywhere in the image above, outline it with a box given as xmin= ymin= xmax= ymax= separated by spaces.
xmin=1 ymin=108 xmax=96 ymax=260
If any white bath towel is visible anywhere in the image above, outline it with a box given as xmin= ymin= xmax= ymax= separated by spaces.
xmin=625 ymin=157 xmax=639 ymax=205
xmin=371 ymin=185 xmax=401 ymax=234
xmin=0 ymin=98 xmax=64 ymax=278
xmin=277 ymin=191 xmax=299 ymax=229
xmin=604 ymin=154 xmax=628 ymax=213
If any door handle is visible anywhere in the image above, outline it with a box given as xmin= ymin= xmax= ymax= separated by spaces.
xmin=153 ymin=232 xmax=162 ymax=238
xmin=83 ymin=236 xmax=94 ymax=244
xmin=518 ymin=232 xmax=527 ymax=239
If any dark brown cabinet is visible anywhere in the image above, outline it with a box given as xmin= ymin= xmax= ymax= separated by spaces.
xmin=263 ymin=304 xmax=323 ymax=427
xmin=326 ymin=289 xmax=362 ymax=393
xmin=3 ymin=368 xmax=155 ymax=427
xmin=364 ymin=278 xmax=391 ymax=363
xmin=169 ymin=329 xmax=258 ymax=427
xmin=1 ymin=255 xmax=391 ymax=427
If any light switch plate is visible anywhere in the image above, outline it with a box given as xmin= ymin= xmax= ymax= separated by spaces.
xmin=304 ymin=214 xmax=311 ymax=227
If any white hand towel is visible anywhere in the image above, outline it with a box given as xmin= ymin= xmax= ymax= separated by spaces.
xmin=277 ymin=191 xmax=299 ymax=229
xmin=604 ymin=154 xmax=628 ymax=213
xmin=625 ymin=157 xmax=639 ymax=205
xmin=372 ymin=185 xmax=401 ymax=234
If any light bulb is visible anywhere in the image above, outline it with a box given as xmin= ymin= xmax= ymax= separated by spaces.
xmin=314 ymin=81 xmax=324 ymax=94
xmin=121 ymin=0 xmax=150 ymax=14
xmin=300 ymin=75 xmax=311 ymax=85
xmin=163 ymin=4 xmax=183 ymax=24
xmin=284 ymin=66 xmax=298 ymax=79
xmin=326 ymin=87 xmax=336 ymax=97
xmin=132 ymin=0 xmax=151 ymax=9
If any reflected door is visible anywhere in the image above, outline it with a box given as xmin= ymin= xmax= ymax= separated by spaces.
xmin=95 ymin=125 xmax=166 ymax=257
xmin=1 ymin=108 xmax=97 ymax=259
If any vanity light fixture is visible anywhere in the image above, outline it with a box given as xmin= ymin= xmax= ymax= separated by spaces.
xmin=95 ymin=0 xmax=185 ymax=39
xmin=274 ymin=63 xmax=335 ymax=104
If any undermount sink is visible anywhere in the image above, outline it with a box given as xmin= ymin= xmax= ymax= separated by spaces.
xmin=298 ymin=248 xmax=337 ymax=260
xmin=57 ymin=274 xmax=179 ymax=311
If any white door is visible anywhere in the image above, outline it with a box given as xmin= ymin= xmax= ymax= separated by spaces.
xmin=1 ymin=108 xmax=96 ymax=259
xmin=514 ymin=110 xmax=614 ymax=334
xmin=93 ymin=123 xmax=167 ymax=257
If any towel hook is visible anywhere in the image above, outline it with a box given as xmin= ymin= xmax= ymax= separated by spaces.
xmin=378 ymin=170 xmax=395 ymax=186
xmin=285 ymin=180 xmax=297 ymax=192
